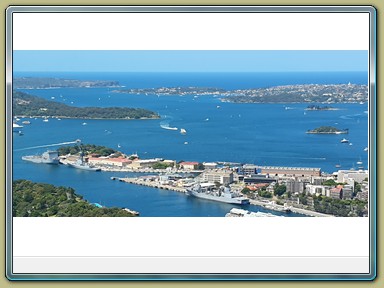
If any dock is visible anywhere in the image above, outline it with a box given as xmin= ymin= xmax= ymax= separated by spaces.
xmin=249 ymin=199 xmax=333 ymax=217
xmin=112 ymin=177 xmax=186 ymax=193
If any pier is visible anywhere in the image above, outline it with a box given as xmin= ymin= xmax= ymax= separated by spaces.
xmin=111 ymin=177 xmax=186 ymax=193
xmin=112 ymin=177 xmax=332 ymax=217
xmin=249 ymin=200 xmax=333 ymax=217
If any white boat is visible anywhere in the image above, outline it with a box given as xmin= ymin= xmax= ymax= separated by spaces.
xmin=180 ymin=128 xmax=187 ymax=135
xmin=43 ymin=118 xmax=49 ymax=122
xmin=123 ymin=208 xmax=140 ymax=216
xmin=12 ymin=123 xmax=23 ymax=132
xmin=225 ymin=208 xmax=281 ymax=217
xmin=364 ymin=147 xmax=368 ymax=152
xmin=22 ymin=120 xmax=31 ymax=125
xmin=340 ymin=138 xmax=349 ymax=143
xmin=160 ymin=124 xmax=178 ymax=131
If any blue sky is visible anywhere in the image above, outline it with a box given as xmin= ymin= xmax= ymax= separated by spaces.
xmin=13 ymin=50 xmax=368 ymax=72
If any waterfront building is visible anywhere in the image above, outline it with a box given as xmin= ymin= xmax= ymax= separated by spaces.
xmin=257 ymin=166 xmax=321 ymax=177
xmin=242 ymin=174 xmax=276 ymax=184
xmin=330 ymin=187 xmax=342 ymax=199
xmin=311 ymin=176 xmax=327 ymax=185
xmin=342 ymin=185 xmax=353 ymax=200
xmin=306 ymin=184 xmax=326 ymax=196
xmin=88 ymin=157 xmax=132 ymax=167
xmin=130 ymin=159 xmax=161 ymax=169
xmin=203 ymin=162 xmax=218 ymax=169
xmin=179 ymin=161 xmax=199 ymax=170
xmin=201 ymin=170 xmax=234 ymax=185
xmin=356 ymin=190 xmax=368 ymax=201
xmin=285 ymin=180 xmax=306 ymax=193
xmin=337 ymin=170 xmax=368 ymax=183
xmin=240 ymin=164 xmax=258 ymax=175
xmin=266 ymin=182 xmax=276 ymax=193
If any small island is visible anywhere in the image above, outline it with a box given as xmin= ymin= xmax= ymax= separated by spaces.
xmin=306 ymin=126 xmax=349 ymax=134
xmin=305 ymin=105 xmax=339 ymax=111
xmin=13 ymin=91 xmax=160 ymax=120
xmin=12 ymin=180 xmax=138 ymax=217
xmin=14 ymin=77 xmax=121 ymax=89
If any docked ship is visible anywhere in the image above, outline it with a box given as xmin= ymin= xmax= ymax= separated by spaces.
xmin=22 ymin=150 xmax=60 ymax=165
xmin=225 ymin=208 xmax=281 ymax=217
xmin=67 ymin=158 xmax=101 ymax=171
xmin=186 ymin=183 xmax=250 ymax=205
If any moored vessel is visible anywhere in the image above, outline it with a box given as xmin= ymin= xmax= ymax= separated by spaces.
xmin=22 ymin=150 xmax=60 ymax=164
xmin=225 ymin=208 xmax=281 ymax=217
xmin=67 ymin=158 xmax=101 ymax=171
xmin=186 ymin=183 xmax=250 ymax=205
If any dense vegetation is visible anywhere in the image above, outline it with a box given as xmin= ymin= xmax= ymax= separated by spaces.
xmin=13 ymin=91 xmax=159 ymax=119
xmin=14 ymin=77 xmax=120 ymax=89
xmin=13 ymin=180 xmax=137 ymax=217
xmin=313 ymin=195 xmax=367 ymax=217
xmin=58 ymin=144 xmax=120 ymax=157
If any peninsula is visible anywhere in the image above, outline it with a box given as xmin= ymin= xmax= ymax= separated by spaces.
xmin=113 ymin=83 xmax=367 ymax=103
xmin=12 ymin=179 xmax=138 ymax=217
xmin=14 ymin=77 xmax=120 ymax=89
xmin=13 ymin=91 xmax=160 ymax=119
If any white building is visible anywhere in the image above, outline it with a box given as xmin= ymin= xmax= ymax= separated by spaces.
xmin=337 ymin=170 xmax=368 ymax=183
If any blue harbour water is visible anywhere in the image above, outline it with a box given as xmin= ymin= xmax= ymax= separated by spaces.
xmin=12 ymin=72 xmax=369 ymax=217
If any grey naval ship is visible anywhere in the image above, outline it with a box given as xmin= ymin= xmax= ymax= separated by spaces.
xmin=22 ymin=150 xmax=60 ymax=164
xmin=67 ymin=152 xmax=101 ymax=172
xmin=186 ymin=183 xmax=250 ymax=205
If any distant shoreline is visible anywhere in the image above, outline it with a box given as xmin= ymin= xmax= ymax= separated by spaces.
xmin=14 ymin=115 xmax=160 ymax=120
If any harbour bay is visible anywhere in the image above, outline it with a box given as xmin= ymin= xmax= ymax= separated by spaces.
xmin=12 ymin=72 xmax=369 ymax=217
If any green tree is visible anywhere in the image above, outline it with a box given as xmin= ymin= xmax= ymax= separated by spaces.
xmin=274 ymin=184 xmax=286 ymax=196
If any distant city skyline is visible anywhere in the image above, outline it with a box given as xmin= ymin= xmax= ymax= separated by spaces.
xmin=13 ymin=50 xmax=368 ymax=73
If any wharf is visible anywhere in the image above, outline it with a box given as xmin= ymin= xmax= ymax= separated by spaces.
xmin=100 ymin=166 xmax=203 ymax=174
xmin=249 ymin=199 xmax=333 ymax=217
xmin=112 ymin=177 xmax=186 ymax=193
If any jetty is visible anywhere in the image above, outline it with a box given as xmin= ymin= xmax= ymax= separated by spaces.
xmin=249 ymin=200 xmax=333 ymax=217
xmin=111 ymin=177 xmax=186 ymax=193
